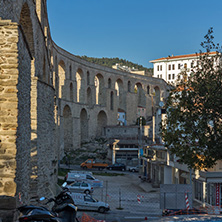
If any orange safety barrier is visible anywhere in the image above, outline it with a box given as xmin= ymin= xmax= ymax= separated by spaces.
xmin=162 ymin=205 xmax=222 ymax=216
xmin=80 ymin=213 xmax=106 ymax=222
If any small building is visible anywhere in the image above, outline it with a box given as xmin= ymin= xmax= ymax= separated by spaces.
xmin=105 ymin=125 xmax=152 ymax=166
xmin=117 ymin=109 xmax=126 ymax=126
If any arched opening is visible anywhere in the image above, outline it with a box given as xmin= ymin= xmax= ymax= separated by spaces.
xmin=70 ymin=83 xmax=73 ymax=101
xmin=69 ymin=65 xmax=72 ymax=80
xmin=135 ymin=83 xmax=144 ymax=106
xmin=63 ymin=105 xmax=73 ymax=152
xmin=53 ymin=56 xmax=58 ymax=92
xmin=110 ymin=91 xmax=114 ymax=110
xmin=95 ymin=74 xmax=105 ymax=106
xmin=115 ymin=79 xmax=124 ymax=110
xmin=76 ymin=68 xmax=85 ymax=103
xmin=97 ymin=111 xmax=107 ymax=137
xmin=87 ymin=71 xmax=90 ymax=85
xmin=147 ymin=85 xmax=150 ymax=95
xmin=80 ymin=109 xmax=88 ymax=143
xmin=128 ymin=81 xmax=131 ymax=92
xmin=108 ymin=78 xmax=111 ymax=88
xmin=58 ymin=60 xmax=66 ymax=98
xmin=154 ymin=86 xmax=160 ymax=105
xmin=87 ymin=87 xmax=92 ymax=106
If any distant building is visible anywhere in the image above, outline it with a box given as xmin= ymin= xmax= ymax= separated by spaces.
xmin=112 ymin=63 xmax=146 ymax=75
xmin=117 ymin=109 xmax=126 ymax=126
xmin=150 ymin=52 xmax=217 ymax=85
xmin=137 ymin=106 xmax=146 ymax=118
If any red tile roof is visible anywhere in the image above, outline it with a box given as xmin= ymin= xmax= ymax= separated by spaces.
xmin=150 ymin=51 xmax=217 ymax=63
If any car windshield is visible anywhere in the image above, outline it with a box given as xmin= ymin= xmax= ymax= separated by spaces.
xmin=71 ymin=182 xmax=80 ymax=187
xmin=81 ymin=183 xmax=89 ymax=187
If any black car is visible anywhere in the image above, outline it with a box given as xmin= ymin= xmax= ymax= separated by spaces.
xmin=107 ymin=163 xmax=126 ymax=171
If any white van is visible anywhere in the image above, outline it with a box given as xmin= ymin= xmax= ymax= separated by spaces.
xmin=70 ymin=193 xmax=110 ymax=213
xmin=65 ymin=172 xmax=103 ymax=188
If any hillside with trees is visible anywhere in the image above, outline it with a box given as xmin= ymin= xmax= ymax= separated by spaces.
xmin=77 ymin=55 xmax=153 ymax=76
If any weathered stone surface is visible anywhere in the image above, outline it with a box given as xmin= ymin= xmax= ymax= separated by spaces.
xmin=0 ymin=196 xmax=16 ymax=209
xmin=3 ymin=181 xmax=16 ymax=194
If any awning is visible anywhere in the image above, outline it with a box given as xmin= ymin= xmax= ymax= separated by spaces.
xmin=207 ymin=178 xmax=222 ymax=183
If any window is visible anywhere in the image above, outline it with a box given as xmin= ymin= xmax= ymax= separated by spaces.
xmin=157 ymin=75 xmax=159 ymax=78
xmin=168 ymin=64 xmax=171 ymax=70
xmin=178 ymin=64 xmax=181 ymax=69
xmin=191 ymin=62 xmax=194 ymax=68
xmin=86 ymin=175 xmax=94 ymax=180
xmin=184 ymin=63 xmax=187 ymax=69
xmin=157 ymin=65 xmax=159 ymax=71
xmin=84 ymin=196 xmax=95 ymax=202
xmin=81 ymin=183 xmax=89 ymax=187
xmin=168 ymin=74 xmax=171 ymax=80
xmin=160 ymin=74 xmax=162 ymax=78
xmin=172 ymin=64 xmax=175 ymax=70
xmin=172 ymin=74 xmax=175 ymax=79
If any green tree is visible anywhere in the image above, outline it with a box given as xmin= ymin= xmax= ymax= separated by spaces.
xmin=161 ymin=28 xmax=222 ymax=170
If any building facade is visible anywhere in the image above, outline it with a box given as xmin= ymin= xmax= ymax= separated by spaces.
xmin=150 ymin=52 xmax=217 ymax=85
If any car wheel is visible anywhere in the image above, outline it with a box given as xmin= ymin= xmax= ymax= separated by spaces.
xmin=98 ymin=207 xmax=106 ymax=213
xmin=84 ymin=189 xmax=90 ymax=194
xmin=132 ymin=169 xmax=135 ymax=172
xmin=122 ymin=168 xmax=125 ymax=171
xmin=108 ymin=167 xmax=112 ymax=170
xmin=83 ymin=166 xmax=87 ymax=170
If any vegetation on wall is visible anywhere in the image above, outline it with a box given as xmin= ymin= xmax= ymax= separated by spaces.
xmin=77 ymin=55 xmax=153 ymax=76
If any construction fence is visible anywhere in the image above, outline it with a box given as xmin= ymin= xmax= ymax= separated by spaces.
xmin=91 ymin=180 xmax=161 ymax=215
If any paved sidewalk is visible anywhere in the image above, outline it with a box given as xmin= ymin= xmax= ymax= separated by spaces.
xmin=138 ymin=180 xmax=159 ymax=193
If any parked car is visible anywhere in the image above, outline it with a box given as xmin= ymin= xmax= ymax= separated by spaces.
xmin=66 ymin=181 xmax=94 ymax=194
xmin=128 ymin=165 xmax=139 ymax=172
xmin=107 ymin=163 xmax=126 ymax=171
xmin=69 ymin=193 xmax=110 ymax=213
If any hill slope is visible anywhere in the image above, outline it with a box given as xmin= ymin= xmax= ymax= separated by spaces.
xmin=78 ymin=56 xmax=153 ymax=76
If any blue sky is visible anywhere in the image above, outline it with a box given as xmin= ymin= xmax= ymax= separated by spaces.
xmin=47 ymin=0 xmax=222 ymax=68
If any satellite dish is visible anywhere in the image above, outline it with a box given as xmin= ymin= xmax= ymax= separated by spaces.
xmin=159 ymin=101 xmax=164 ymax=107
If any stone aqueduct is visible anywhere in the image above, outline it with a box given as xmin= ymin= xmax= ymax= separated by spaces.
xmin=0 ymin=0 xmax=168 ymax=218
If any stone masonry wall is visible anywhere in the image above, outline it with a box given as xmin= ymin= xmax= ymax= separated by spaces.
xmin=0 ymin=18 xmax=18 ymax=197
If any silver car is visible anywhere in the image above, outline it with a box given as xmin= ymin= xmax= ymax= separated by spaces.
xmin=128 ymin=165 xmax=139 ymax=172
xmin=66 ymin=181 xmax=94 ymax=194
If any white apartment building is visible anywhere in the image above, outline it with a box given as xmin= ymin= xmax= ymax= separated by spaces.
xmin=150 ymin=52 xmax=217 ymax=85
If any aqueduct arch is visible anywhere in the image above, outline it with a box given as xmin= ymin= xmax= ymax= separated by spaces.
xmin=76 ymin=68 xmax=85 ymax=103
xmin=63 ymin=105 xmax=73 ymax=152
xmin=154 ymin=86 xmax=161 ymax=105
xmin=95 ymin=74 xmax=105 ymax=106
xmin=58 ymin=60 xmax=66 ymax=98
xmin=115 ymin=78 xmax=124 ymax=110
xmin=97 ymin=111 xmax=107 ymax=137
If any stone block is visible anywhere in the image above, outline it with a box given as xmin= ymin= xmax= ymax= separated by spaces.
xmin=0 ymin=196 xmax=16 ymax=210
